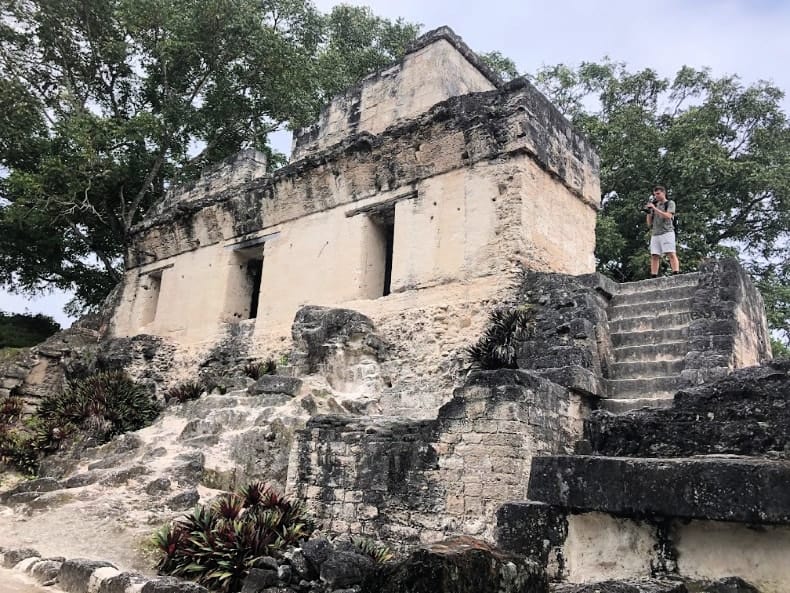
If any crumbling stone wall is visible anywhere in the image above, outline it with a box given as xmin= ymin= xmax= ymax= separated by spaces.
xmin=288 ymin=369 xmax=584 ymax=545
xmin=513 ymin=271 xmax=615 ymax=398
xmin=683 ymin=257 xmax=772 ymax=385
xmin=291 ymin=27 xmax=501 ymax=159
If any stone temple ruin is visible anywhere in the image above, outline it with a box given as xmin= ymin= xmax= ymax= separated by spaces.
xmin=1 ymin=25 xmax=787 ymax=593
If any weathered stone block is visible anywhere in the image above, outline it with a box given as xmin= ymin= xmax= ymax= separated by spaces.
xmin=528 ymin=455 xmax=790 ymax=524
xmin=0 ymin=477 xmax=61 ymax=503
xmin=97 ymin=571 xmax=151 ymax=593
xmin=140 ymin=577 xmax=210 ymax=593
xmin=59 ymin=559 xmax=117 ymax=593
xmin=320 ymin=550 xmax=375 ymax=588
xmin=372 ymin=536 xmax=547 ymax=593
xmin=2 ymin=548 xmax=41 ymax=568
xmin=248 ymin=374 xmax=302 ymax=396
xmin=495 ymin=501 xmax=567 ymax=566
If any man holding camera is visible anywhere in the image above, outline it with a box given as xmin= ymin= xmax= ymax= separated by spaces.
xmin=645 ymin=185 xmax=680 ymax=277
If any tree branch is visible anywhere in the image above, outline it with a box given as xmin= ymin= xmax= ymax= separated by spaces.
xmin=65 ymin=217 xmax=122 ymax=283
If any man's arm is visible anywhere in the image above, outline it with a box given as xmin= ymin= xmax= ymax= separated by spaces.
xmin=649 ymin=204 xmax=673 ymax=220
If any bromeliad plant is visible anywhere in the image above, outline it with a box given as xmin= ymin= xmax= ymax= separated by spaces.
xmin=466 ymin=306 xmax=534 ymax=370
xmin=154 ymin=482 xmax=315 ymax=593
xmin=242 ymin=359 xmax=277 ymax=380
xmin=164 ymin=381 xmax=205 ymax=404
xmin=37 ymin=370 xmax=160 ymax=446
xmin=352 ymin=535 xmax=395 ymax=564
xmin=0 ymin=371 xmax=158 ymax=474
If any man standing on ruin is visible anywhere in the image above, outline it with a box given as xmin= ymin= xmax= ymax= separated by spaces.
xmin=646 ymin=185 xmax=680 ymax=277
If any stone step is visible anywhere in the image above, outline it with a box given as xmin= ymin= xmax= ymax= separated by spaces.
xmin=608 ymin=298 xmax=694 ymax=322
xmin=610 ymin=327 xmax=689 ymax=349
xmin=612 ymin=341 xmax=689 ymax=362
xmin=589 ymin=363 xmax=790 ymax=457
xmin=527 ymin=455 xmax=790 ymax=525
xmin=609 ymin=284 xmax=697 ymax=307
xmin=609 ymin=359 xmax=685 ymax=380
xmin=608 ymin=311 xmax=692 ymax=334
xmin=607 ymin=375 xmax=688 ymax=399
xmin=615 ymin=273 xmax=700 ymax=295
xmin=599 ymin=396 xmax=674 ymax=414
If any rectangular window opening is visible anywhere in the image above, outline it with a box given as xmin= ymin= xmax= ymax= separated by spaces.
xmin=140 ymin=271 xmax=162 ymax=325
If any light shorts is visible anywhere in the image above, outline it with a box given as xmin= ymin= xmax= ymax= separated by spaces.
xmin=650 ymin=232 xmax=676 ymax=255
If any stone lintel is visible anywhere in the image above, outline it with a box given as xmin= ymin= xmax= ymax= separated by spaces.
xmin=528 ymin=455 xmax=790 ymax=525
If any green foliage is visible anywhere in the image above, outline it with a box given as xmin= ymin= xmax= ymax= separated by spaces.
xmin=37 ymin=370 xmax=159 ymax=445
xmin=0 ymin=0 xmax=420 ymax=314
xmin=0 ymin=395 xmax=38 ymax=474
xmin=478 ymin=51 xmax=519 ymax=82
xmin=243 ymin=359 xmax=277 ymax=380
xmin=0 ymin=395 xmax=24 ymax=422
xmin=467 ymin=307 xmax=534 ymax=370
xmin=352 ymin=535 xmax=394 ymax=564
xmin=165 ymin=382 xmax=205 ymax=404
xmin=0 ymin=311 xmax=60 ymax=348
xmin=0 ymin=371 xmax=157 ymax=475
xmin=154 ymin=481 xmax=314 ymax=593
xmin=0 ymin=428 xmax=40 ymax=475
xmin=533 ymin=60 xmax=790 ymax=346
xmin=771 ymin=339 xmax=790 ymax=359
xmin=315 ymin=5 xmax=420 ymax=101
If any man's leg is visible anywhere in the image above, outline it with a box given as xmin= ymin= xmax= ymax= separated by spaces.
xmin=668 ymin=252 xmax=680 ymax=273
xmin=651 ymin=254 xmax=660 ymax=276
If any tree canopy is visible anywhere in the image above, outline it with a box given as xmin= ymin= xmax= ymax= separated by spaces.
xmin=0 ymin=310 xmax=60 ymax=348
xmin=0 ymin=0 xmax=419 ymax=314
xmin=532 ymin=61 xmax=790 ymax=346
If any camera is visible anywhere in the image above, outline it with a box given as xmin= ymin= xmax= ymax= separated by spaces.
xmin=642 ymin=196 xmax=656 ymax=213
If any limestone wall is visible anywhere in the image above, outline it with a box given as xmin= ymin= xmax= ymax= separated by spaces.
xmin=291 ymin=27 xmax=500 ymax=159
xmin=288 ymin=370 xmax=584 ymax=546
xmin=564 ymin=513 xmax=790 ymax=592
xmin=683 ymin=257 xmax=772 ymax=384
xmin=113 ymin=81 xmax=600 ymax=350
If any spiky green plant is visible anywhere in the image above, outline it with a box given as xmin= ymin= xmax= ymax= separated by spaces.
xmin=154 ymin=483 xmax=315 ymax=593
xmin=165 ymin=382 xmax=205 ymax=404
xmin=466 ymin=307 xmax=534 ymax=370
xmin=0 ymin=396 xmax=25 ymax=424
xmin=352 ymin=536 xmax=395 ymax=564
xmin=242 ymin=359 xmax=277 ymax=380
xmin=0 ymin=426 xmax=40 ymax=475
xmin=37 ymin=370 xmax=159 ymax=444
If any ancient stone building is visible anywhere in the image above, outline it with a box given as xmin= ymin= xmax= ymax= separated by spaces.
xmin=0 ymin=25 xmax=784 ymax=593
xmin=110 ymin=27 xmax=600 ymax=353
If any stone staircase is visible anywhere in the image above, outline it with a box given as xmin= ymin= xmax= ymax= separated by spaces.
xmin=602 ymin=273 xmax=700 ymax=413
xmin=496 ymin=361 xmax=790 ymax=591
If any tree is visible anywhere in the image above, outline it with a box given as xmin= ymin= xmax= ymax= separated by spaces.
xmin=0 ymin=0 xmax=420 ymax=314
xmin=0 ymin=311 xmax=60 ymax=348
xmin=478 ymin=51 xmax=519 ymax=82
xmin=532 ymin=61 xmax=790 ymax=347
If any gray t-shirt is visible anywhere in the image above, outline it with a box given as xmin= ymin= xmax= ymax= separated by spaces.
xmin=651 ymin=200 xmax=675 ymax=236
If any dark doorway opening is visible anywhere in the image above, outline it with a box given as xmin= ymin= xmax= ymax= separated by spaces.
xmin=247 ymin=258 xmax=263 ymax=319
xmin=370 ymin=207 xmax=395 ymax=297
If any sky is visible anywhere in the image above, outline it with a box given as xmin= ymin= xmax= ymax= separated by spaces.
xmin=2 ymin=0 xmax=789 ymax=328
